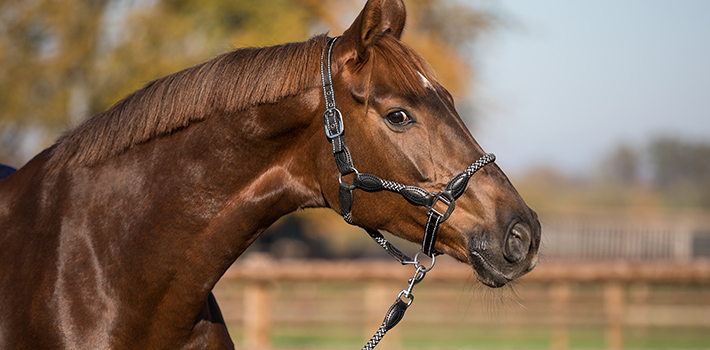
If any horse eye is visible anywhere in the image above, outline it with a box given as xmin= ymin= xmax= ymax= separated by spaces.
xmin=386 ymin=111 xmax=411 ymax=126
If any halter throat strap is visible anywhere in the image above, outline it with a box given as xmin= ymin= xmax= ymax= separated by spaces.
xmin=320 ymin=36 xmax=495 ymax=259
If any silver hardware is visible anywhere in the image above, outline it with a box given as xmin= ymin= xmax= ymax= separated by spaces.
xmin=323 ymin=108 xmax=344 ymax=139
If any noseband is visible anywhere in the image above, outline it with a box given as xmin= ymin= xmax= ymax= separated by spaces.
xmin=320 ymin=37 xmax=495 ymax=260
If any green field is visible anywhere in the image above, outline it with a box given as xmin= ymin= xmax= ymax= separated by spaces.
xmin=224 ymin=324 xmax=710 ymax=349
xmin=215 ymin=277 xmax=710 ymax=349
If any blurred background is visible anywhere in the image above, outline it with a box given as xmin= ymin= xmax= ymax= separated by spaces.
xmin=1 ymin=0 xmax=709 ymax=349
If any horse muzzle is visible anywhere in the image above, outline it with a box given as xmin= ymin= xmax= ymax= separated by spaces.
xmin=467 ymin=219 xmax=540 ymax=288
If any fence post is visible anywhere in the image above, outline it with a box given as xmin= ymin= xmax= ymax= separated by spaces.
xmin=604 ymin=281 xmax=624 ymax=350
xmin=244 ymin=281 xmax=271 ymax=350
xmin=550 ymin=281 xmax=571 ymax=350
xmin=629 ymin=282 xmax=650 ymax=337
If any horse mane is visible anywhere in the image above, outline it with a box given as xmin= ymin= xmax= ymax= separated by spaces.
xmin=50 ymin=35 xmax=329 ymax=168
xmin=49 ymin=33 xmax=438 ymax=169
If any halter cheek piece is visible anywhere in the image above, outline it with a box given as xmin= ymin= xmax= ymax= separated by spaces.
xmin=320 ymin=37 xmax=495 ymax=260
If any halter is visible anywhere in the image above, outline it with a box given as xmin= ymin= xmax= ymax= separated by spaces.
xmin=320 ymin=36 xmax=495 ymax=260
xmin=320 ymin=37 xmax=496 ymax=350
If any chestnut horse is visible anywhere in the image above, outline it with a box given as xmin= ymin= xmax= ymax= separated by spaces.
xmin=0 ymin=0 xmax=540 ymax=348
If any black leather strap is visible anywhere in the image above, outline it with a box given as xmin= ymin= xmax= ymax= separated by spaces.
xmin=423 ymin=212 xmax=441 ymax=257
xmin=321 ymin=38 xmax=338 ymax=110
xmin=365 ymin=229 xmax=414 ymax=264
xmin=361 ymin=297 xmax=410 ymax=350
xmin=319 ymin=36 xmax=496 ymax=260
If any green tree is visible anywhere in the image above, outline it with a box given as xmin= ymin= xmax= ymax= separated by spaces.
xmin=648 ymin=137 xmax=710 ymax=207
xmin=0 ymin=0 xmax=111 ymax=164
xmin=602 ymin=144 xmax=640 ymax=188
xmin=0 ymin=0 xmax=497 ymax=166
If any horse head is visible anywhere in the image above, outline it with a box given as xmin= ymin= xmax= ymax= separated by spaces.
xmin=0 ymin=1 xmax=539 ymax=347
xmin=316 ymin=0 xmax=540 ymax=287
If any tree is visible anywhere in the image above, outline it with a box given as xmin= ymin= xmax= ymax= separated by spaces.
xmin=0 ymin=0 xmax=497 ymax=166
xmin=0 ymin=0 xmax=111 ymax=164
xmin=602 ymin=144 xmax=640 ymax=188
xmin=648 ymin=137 xmax=710 ymax=207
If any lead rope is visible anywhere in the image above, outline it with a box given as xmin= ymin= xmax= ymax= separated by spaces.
xmin=362 ymin=251 xmax=434 ymax=350
xmin=320 ymin=36 xmax=495 ymax=349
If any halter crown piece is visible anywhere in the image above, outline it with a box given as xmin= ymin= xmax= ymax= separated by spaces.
xmin=321 ymin=37 xmax=495 ymax=350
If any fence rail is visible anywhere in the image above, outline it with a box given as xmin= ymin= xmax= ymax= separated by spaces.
xmin=215 ymin=258 xmax=710 ymax=350
xmin=539 ymin=215 xmax=710 ymax=261
xmin=224 ymin=258 xmax=710 ymax=283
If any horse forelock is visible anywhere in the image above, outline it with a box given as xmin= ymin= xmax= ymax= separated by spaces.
xmin=369 ymin=35 xmax=442 ymax=99
xmin=49 ymin=35 xmax=329 ymax=168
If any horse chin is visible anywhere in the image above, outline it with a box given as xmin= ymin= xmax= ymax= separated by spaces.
xmin=468 ymin=250 xmax=511 ymax=288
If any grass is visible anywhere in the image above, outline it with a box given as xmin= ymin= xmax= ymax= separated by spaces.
xmin=217 ymin=278 xmax=710 ymax=349
xmin=227 ymin=323 xmax=710 ymax=349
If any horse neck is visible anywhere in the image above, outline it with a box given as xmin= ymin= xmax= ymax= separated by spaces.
xmin=133 ymin=90 xmax=328 ymax=274
xmin=39 ymin=90 xmax=330 ymax=324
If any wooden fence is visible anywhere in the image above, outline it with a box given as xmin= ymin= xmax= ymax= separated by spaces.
xmin=539 ymin=215 xmax=710 ymax=261
xmin=213 ymin=258 xmax=710 ymax=350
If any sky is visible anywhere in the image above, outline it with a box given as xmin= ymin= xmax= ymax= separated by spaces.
xmin=465 ymin=0 xmax=710 ymax=177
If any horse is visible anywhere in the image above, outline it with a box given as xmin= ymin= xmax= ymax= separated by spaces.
xmin=0 ymin=0 xmax=540 ymax=348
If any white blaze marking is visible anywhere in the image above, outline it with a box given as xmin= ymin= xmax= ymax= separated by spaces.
xmin=418 ymin=71 xmax=434 ymax=90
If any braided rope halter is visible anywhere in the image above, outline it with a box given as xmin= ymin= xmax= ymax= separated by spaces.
xmin=320 ymin=37 xmax=495 ymax=349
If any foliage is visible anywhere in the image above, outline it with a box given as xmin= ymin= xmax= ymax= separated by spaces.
xmin=515 ymin=137 xmax=710 ymax=212
xmin=647 ymin=137 xmax=710 ymax=207
xmin=0 ymin=0 xmax=497 ymax=165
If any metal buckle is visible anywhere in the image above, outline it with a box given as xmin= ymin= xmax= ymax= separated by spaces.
xmin=323 ymin=108 xmax=344 ymax=139
xmin=427 ymin=190 xmax=455 ymax=221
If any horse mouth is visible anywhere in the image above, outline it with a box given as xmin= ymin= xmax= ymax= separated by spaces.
xmin=465 ymin=220 xmax=539 ymax=288
xmin=468 ymin=251 xmax=512 ymax=288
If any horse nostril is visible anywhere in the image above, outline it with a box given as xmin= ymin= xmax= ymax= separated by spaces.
xmin=504 ymin=223 xmax=532 ymax=263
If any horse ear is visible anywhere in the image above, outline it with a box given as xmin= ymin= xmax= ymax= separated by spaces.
xmin=342 ymin=0 xmax=406 ymax=59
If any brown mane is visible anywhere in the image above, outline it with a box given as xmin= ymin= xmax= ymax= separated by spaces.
xmin=50 ymin=35 xmax=329 ymax=167
xmin=49 ymin=33 xmax=439 ymax=169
